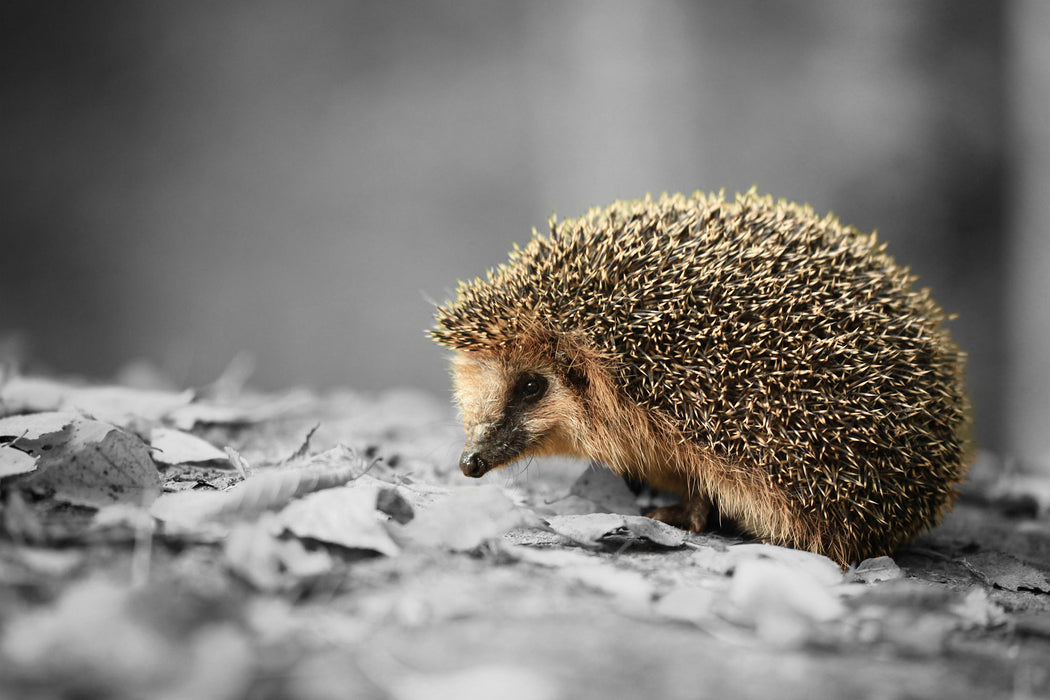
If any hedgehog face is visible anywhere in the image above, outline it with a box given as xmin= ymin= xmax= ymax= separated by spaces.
xmin=451 ymin=352 xmax=587 ymax=477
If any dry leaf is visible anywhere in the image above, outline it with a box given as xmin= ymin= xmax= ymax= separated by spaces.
xmin=542 ymin=494 xmax=602 ymax=516
xmin=279 ymin=484 xmax=400 ymax=556
xmin=0 ymin=375 xmax=67 ymax=413
xmin=546 ymin=513 xmax=685 ymax=548
xmin=725 ymin=544 xmax=844 ymax=586
xmin=964 ymin=552 xmax=1050 ymax=593
xmin=0 ymin=412 xmax=76 ymax=485
xmin=225 ymin=446 xmax=251 ymax=478
xmin=150 ymin=446 xmax=373 ymax=532
xmin=561 ymin=561 xmax=654 ymax=610
xmin=0 ymin=412 xmax=76 ymax=479
xmin=0 ymin=376 xmax=193 ymax=427
xmin=376 ymin=486 xmax=414 ymax=524
xmin=727 ymin=558 xmax=845 ymax=647
xmin=2 ymin=412 xmax=160 ymax=508
xmin=567 ymin=465 xmax=639 ymax=515
xmin=508 ymin=544 xmax=655 ymax=610
xmin=0 ymin=445 xmax=37 ymax=478
xmin=398 ymin=485 xmax=533 ymax=552
xmin=225 ymin=517 xmax=334 ymax=591
xmin=284 ymin=423 xmax=320 ymax=464
xmin=61 ymin=386 xmax=194 ymax=427
xmin=167 ymin=390 xmax=314 ymax=430
xmin=149 ymin=427 xmax=229 ymax=466
xmin=848 ymin=556 xmax=903 ymax=584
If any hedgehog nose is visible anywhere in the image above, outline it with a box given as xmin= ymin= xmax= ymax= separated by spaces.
xmin=460 ymin=451 xmax=490 ymax=478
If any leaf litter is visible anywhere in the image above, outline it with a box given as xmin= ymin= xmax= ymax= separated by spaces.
xmin=0 ymin=370 xmax=1048 ymax=699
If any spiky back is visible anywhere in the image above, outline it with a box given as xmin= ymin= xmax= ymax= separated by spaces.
xmin=432 ymin=190 xmax=969 ymax=559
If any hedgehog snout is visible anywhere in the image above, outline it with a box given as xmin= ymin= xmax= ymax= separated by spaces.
xmin=460 ymin=422 xmax=498 ymax=477
xmin=459 ymin=417 xmax=531 ymax=477
xmin=459 ymin=450 xmax=490 ymax=478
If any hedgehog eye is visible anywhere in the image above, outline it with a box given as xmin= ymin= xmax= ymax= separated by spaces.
xmin=515 ymin=373 xmax=548 ymax=403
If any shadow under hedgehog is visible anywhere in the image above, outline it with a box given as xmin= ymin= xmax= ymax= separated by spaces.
xmin=429 ymin=189 xmax=971 ymax=568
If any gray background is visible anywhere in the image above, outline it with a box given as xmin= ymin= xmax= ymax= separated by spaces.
xmin=2 ymin=1 xmax=1048 ymax=468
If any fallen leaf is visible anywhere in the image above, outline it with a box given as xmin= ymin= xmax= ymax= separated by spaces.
xmin=0 ymin=446 xmax=37 ymax=478
xmin=0 ymin=411 xmax=76 ymax=457
xmin=0 ymin=376 xmax=193 ymax=427
xmin=398 ymin=485 xmax=534 ymax=552
xmin=150 ymin=427 xmax=229 ymax=466
xmin=546 ymin=513 xmax=685 ymax=549
xmin=167 ymin=390 xmax=314 ymax=430
xmin=225 ymin=517 xmax=335 ymax=591
xmin=567 ymin=465 xmax=639 ymax=515
xmin=62 ymin=386 xmax=194 ymax=427
xmin=688 ymin=545 xmax=736 ymax=575
xmin=561 ymin=561 xmax=655 ymax=610
xmin=279 ymin=484 xmax=400 ymax=556
xmin=508 ymin=544 xmax=655 ymax=610
xmin=150 ymin=446 xmax=373 ymax=532
xmin=541 ymin=493 xmax=602 ymax=516
xmin=848 ymin=555 xmax=903 ymax=584
xmin=0 ymin=375 xmax=67 ymax=413
xmin=2 ymin=412 xmax=161 ymax=508
xmin=727 ymin=558 xmax=846 ymax=647
xmin=225 ymin=446 xmax=251 ymax=478
xmin=284 ymin=423 xmax=320 ymax=463
xmin=964 ymin=552 xmax=1050 ymax=593
xmin=0 ymin=412 xmax=76 ymax=480
xmin=507 ymin=544 xmax=603 ymax=570
xmin=388 ymin=480 xmax=453 ymax=513
xmin=725 ymin=543 xmax=843 ymax=586
xmin=376 ymin=486 xmax=414 ymax=524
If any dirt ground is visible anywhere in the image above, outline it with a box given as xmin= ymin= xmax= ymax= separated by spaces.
xmin=1 ymin=374 xmax=1048 ymax=700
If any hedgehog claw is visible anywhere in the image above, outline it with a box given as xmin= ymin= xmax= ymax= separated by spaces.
xmin=646 ymin=497 xmax=712 ymax=533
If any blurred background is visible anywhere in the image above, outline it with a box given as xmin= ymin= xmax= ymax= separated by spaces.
xmin=1 ymin=1 xmax=1047 ymax=469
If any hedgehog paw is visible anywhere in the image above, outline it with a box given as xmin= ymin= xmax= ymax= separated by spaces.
xmin=646 ymin=497 xmax=712 ymax=533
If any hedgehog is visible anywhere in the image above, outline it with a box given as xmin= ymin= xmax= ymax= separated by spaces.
xmin=429 ymin=190 xmax=970 ymax=567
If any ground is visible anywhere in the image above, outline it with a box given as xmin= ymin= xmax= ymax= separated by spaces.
xmin=0 ymin=372 xmax=1048 ymax=700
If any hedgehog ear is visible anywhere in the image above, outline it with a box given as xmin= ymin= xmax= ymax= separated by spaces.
xmin=566 ymin=365 xmax=589 ymax=392
xmin=555 ymin=349 xmax=590 ymax=392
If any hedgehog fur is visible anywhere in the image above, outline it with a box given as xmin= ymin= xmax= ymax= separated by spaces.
xmin=430 ymin=189 xmax=970 ymax=566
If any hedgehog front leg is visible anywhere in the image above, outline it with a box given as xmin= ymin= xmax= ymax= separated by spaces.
xmin=646 ymin=494 xmax=713 ymax=532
